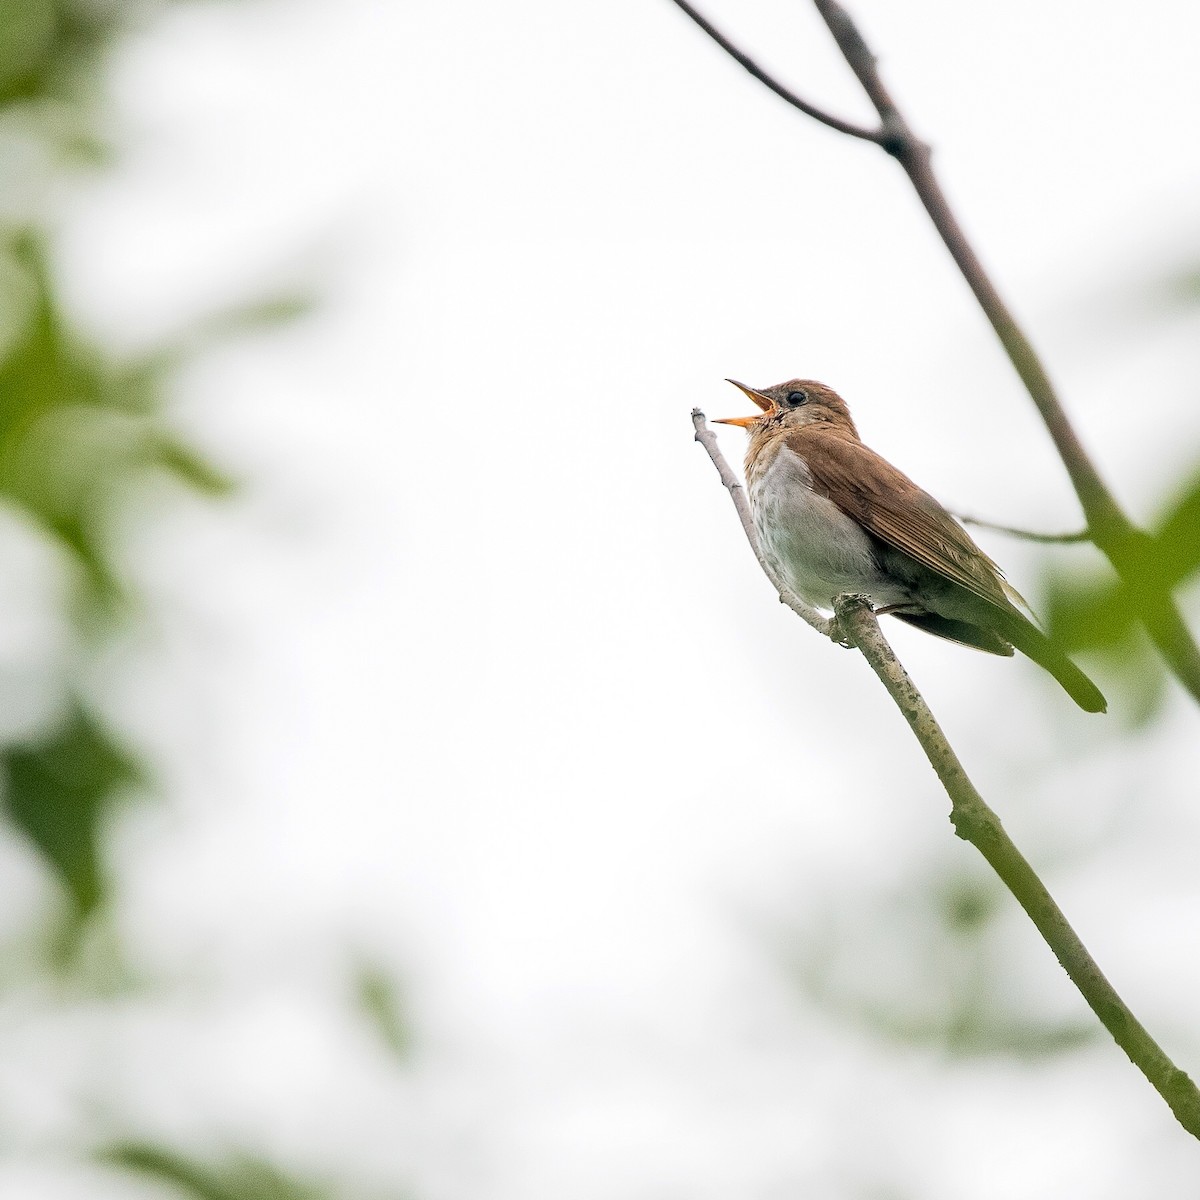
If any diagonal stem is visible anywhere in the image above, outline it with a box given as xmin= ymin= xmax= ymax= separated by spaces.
xmin=692 ymin=407 xmax=1200 ymax=1140
xmin=835 ymin=593 xmax=1200 ymax=1141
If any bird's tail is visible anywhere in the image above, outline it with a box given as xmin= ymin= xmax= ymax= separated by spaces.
xmin=1001 ymin=616 xmax=1107 ymax=713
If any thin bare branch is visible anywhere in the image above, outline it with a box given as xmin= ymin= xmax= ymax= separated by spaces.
xmin=672 ymin=0 xmax=1200 ymax=702
xmin=834 ymin=594 xmax=1200 ymax=1141
xmin=666 ymin=0 xmax=885 ymax=145
xmin=954 ymin=513 xmax=1090 ymax=545
xmin=810 ymin=0 xmax=1200 ymax=700
xmin=692 ymin=409 xmax=836 ymax=638
xmin=808 ymin=0 xmax=1114 ymax=518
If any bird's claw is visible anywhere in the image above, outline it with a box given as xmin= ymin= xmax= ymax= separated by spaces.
xmin=829 ymin=593 xmax=874 ymax=647
xmin=826 ymin=616 xmax=854 ymax=648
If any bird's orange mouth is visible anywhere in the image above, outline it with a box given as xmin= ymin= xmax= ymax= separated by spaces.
xmin=714 ymin=378 xmax=772 ymax=426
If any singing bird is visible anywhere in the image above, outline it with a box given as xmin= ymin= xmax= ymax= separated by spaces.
xmin=715 ymin=378 xmax=1106 ymax=713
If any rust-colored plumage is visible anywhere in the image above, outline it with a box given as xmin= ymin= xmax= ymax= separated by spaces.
xmin=716 ymin=378 xmax=1106 ymax=712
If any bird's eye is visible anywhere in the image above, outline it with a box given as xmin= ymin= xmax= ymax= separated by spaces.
xmin=785 ymin=389 xmax=808 ymax=407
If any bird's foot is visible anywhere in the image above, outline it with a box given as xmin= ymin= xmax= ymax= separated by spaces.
xmin=827 ymin=617 xmax=854 ymax=649
xmin=829 ymin=593 xmax=875 ymax=647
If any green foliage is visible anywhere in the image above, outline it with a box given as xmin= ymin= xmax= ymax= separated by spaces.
xmin=0 ymin=142 xmax=310 ymax=926
xmin=1044 ymin=459 xmax=1200 ymax=725
xmin=0 ymin=0 xmax=91 ymax=107
xmin=1040 ymin=263 xmax=1200 ymax=722
xmin=1154 ymin=468 xmax=1200 ymax=591
xmin=0 ymin=0 xmax=195 ymax=117
xmin=0 ymin=5 xmax=397 ymax=1199
xmin=101 ymin=1142 xmax=412 ymax=1200
xmin=0 ymin=212 xmax=320 ymax=934
xmin=1043 ymin=567 xmax=1165 ymax=723
xmin=783 ymin=867 xmax=1098 ymax=1058
xmin=0 ymin=0 xmax=317 ymax=941
xmin=195 ymin=291 xmax=320 ymax=341
xmin=355 ymin=959 xmax=415 ymax=1060
xmin=1 ymin=698 xmax=141 ymax=920
xmin=0 ymin=225 xmax=244 ymax=927
xmin=0 ymin=233 xmax=232 ymax=600
xmin=103 ymin=1143 xmax=339 ymax=1200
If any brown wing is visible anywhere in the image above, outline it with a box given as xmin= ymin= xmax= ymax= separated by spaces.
xmin=787 ymin=429 xmax=1016 ymax=613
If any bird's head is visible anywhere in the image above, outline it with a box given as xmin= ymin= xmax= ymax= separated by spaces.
xmin=714 ymin=379 xmax=858 ymax=438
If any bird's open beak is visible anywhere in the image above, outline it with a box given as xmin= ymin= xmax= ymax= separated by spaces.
xmin=713 ymin=379 xmax=772 ymax=426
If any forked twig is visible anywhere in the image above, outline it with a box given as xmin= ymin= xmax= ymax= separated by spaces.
xmin=667 ymin=0 xmax=1200 ymax=702
xmin=669 ymin=0 xmax=883 ymax=144
xmin=692 ymin=408 xmax=1200 ymax=1139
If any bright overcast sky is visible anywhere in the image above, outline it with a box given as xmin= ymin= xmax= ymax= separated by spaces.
xmin=13 ymin=1 xmax=1200 ymax=1196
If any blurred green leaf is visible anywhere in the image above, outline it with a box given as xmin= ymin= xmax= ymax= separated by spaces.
xmin=356 ymin=960 xmax=414 ymax=1060
xmin=0 ymin=231 xmax=96 ymax=445
xmin=109 ymin=352 xmax=181 ymax=415
xmin=0 ymin=0 xmax=59 ymax=99
xmin=0 ymin=79 xmax=305 ymax=935
xmin=1 ymin=700 xmax=141 ymax=920
xmin=1043 ymin=574 xmax=1166 ymax=725
xmin=940 ymin=872 xmax=1000 ymax=934
xmin=0 ymin=0 xmax=126 ymax=113
xmin=1043 ymin=568 xmax=1132 ymax=653
xmin=0 ymin=231 xmax=238 ymax=599
xmin=1154 ymin=468 xmax=1200 ymax=588
xmin=102 ymin=1143 xmax=333 ymax=1200
xmin=145 ymin=431 xmax=237 ymax=496
xmin=782 ymin=868 xmax=1100 ymax=1059
xmin=0 ymin=0 xmax=307 ymax=1022
xmin=199 ymin=290 xmax=319 ymax=339
xmin=1040 ymin=460 xmax=1200 ymax=724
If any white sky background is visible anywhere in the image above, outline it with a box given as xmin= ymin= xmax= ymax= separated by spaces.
xmin=6 ymin=0 xmax=1200 ymax=1196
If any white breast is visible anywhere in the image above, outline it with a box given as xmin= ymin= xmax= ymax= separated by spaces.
xmin=748 ymin=444 xmax=909 ymax=609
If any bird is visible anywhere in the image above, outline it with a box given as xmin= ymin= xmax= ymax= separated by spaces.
xmin=714 ymin=378 xmax=1106 ymax=713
